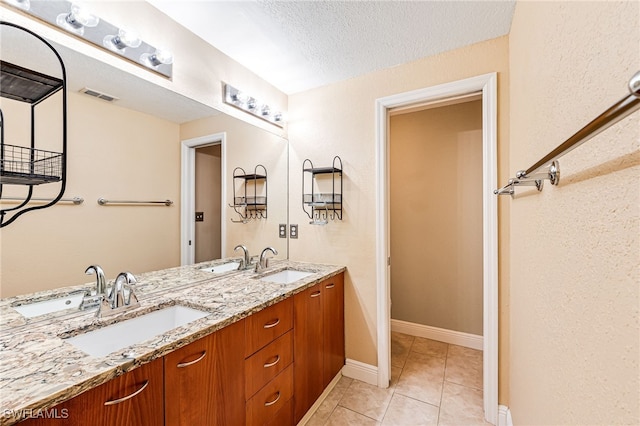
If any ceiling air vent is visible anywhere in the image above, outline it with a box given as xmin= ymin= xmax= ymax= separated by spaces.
xmin=80 ymin=87 xmax=119 ymax=102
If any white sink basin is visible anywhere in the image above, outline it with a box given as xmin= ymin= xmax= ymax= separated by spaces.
xmin=13 ymin=293 xmax=85 ymax=318
xmin=64 ymin=305 xmax=209 ymax=357
xmin=259 ymin=269 xmax=314 ymax=284
xmin=199 ymin=262 xmax=240 ymax=273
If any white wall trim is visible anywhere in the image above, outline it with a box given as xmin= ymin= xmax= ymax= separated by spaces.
xmin=180 ymin=133 xmax=227 ymax=266
xmin=498 ymin=405 xmax=513 ymax=426
xmin=391 ymin=319 xmax=483 ymax=351
xmin=375 ymin=72 xmax=499 ymax=424
xmin=341 ymin=359 xmax=378 ymax=386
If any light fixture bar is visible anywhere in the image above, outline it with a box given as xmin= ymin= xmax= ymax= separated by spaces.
xmin=2 ymin=0 xmax=173 ymax=78
xmin=223 ymin=83 xmax=284 ymax=127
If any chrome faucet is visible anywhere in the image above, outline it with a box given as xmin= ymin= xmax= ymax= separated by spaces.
xmin=234 ymin=244 xmax=252 ymax=270
xmin=255 ymin=247 xmax=278 ymax=272
xmin=112 ymin=272 xmax=137 ymax=308
xmin=97 ymin=271 xmax=140 ymax=317
xmin=85 ymin=265 xmax=106 ymax=295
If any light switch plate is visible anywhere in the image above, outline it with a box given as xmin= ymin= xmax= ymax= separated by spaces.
xmin=279 ymin=224 xmax=287 ymax=238
xmin=290 ymin=224 xmax=298 ymax=239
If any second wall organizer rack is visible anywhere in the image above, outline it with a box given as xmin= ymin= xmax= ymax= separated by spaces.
xmin=303 ymin=156 xmax=342 ymax=225
xmin=230 ymin=164 xmax=267 ymax=223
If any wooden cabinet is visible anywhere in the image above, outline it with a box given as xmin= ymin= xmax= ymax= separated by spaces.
xmin=322 ymin=273 xmax=345 ymax=388
xmin=293 ymin=273 xmax=345 ymax=423
xmin=21 ymin=358 xmax=164 ymax=426
xmin=165 ymin=319 xmax=245 ymax=426
xmin=245 ymin=298 xmax=294 ymax=426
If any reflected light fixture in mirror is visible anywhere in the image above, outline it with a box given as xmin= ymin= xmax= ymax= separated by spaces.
xmin=1 ymin=0 xmax=173 ymax=78
xmin=224 ymin=83 xmax=284 ymax=127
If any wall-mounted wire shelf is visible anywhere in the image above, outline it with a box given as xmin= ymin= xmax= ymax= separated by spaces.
xmin=0 ymin=144 xmax=63 ymax=185
xmin=303 ymin=156 xmax=343 ymax=225
xmin=0 ymin=22 xmax=68 ymax=228
xmin=229 ymin=165 xmax=267 ymax=223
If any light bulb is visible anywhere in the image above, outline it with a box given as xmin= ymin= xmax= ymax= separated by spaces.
xmin=104 ymin=28 xmax=142 ymax=52
xmin=140 ymin=48 xmax=173 ymax=68
xmin=5 ymin=0 xmax=30 ymax=11
xmin=56 ymin=3 xmax=99 ymax=35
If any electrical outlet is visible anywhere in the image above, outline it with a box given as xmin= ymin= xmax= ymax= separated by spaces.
xmin=290 ymin=224 xmax=298 ymax=239
xmin=195 ymin=212 xmax=204 ymax=222
xmin=279 ymin=224 xmax=287 ymax=238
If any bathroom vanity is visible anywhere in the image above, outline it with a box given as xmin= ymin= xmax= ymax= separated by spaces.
xmin=0 ymin=260 xmax=345 ymax=426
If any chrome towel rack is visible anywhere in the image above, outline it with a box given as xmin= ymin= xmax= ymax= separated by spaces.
xmin=1 ymin=196 xmax=83 ymax=204
xmin=495 ymin=70 xmax=640 ymax=196
xmin=98 ymin=198 xmax=173 ymax=206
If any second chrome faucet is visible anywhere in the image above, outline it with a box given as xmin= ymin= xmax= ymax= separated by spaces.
xmin=233 ymin=245 xmax=278 ymax=273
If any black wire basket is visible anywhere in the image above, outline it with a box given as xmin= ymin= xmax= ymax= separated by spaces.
xmin=0 ymin=144 xmax=63 ymax=185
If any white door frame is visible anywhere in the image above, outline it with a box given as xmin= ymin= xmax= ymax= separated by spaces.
xmin=375 ymin=73 xmax=498 ymax=424
xmin=180 ymin=133 xmax=227 ymax=265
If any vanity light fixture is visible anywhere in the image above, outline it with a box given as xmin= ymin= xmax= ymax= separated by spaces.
xmin=1 ymin=0 xmax=173 ymax=78
xmin=55 ymin=3 xmax=99 ymax=36
xmin=223 ymin=83 xmax=284 ymax=127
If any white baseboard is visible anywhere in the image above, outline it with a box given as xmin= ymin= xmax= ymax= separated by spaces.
xmin=498 ymin=405 xmax=513 ymax=426
xmin=391 ymin=319 xmax=483 ymax=351
xmin=341 ymin=358 xmax=378 ymax=386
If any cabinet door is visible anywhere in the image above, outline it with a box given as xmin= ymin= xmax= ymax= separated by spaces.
xmin=322 ymin=273 xmax=345 ymax=387
xmin=164 ymin=320 xmax=245 ymax=426
xmin=20 ymin=358 xmax=164 ymax=426
xmin=293 ymin=283 xmax=324 ymax=423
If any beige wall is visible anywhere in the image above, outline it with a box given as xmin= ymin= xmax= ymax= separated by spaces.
xmin=0 ymin=92 xmax=180 ymax=297
xmin=288 ymin=36 xmax=511 ymax=402
xmin=508 ymin=1 xmax=639 ymax=423
xmin=390 ymin=101 xmax=483 ymax=335
xmin=181 ymin=113 xmax=289 ymax=260
xmin=195 ymin=145 xmax=221 ymax=263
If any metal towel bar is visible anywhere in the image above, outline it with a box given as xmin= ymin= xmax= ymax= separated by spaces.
xmin=1 ymin=196 xmax=83 ymax=204
xmin=495 ymin=70 xmax=640 ymax=196
xmin=98 ymin=198 xmax=173 ymax=206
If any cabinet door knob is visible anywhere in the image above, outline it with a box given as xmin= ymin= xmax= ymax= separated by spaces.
xmin=104 ymin=380 xmax=149 ymax=406
xmin=325 ymin=283 xmax=335 ymax=289
xmin=311 ymin=291 xmax=321 ymax=298
xmin=263 ymin=318 xmax=280 ymax=329
xmin=264 ymin=391 xmax=281 ymax=407
xmin=263 ymin=355 xmax=281 ymax=368
xmin=176 ymin=350 xmax=207 ymax=368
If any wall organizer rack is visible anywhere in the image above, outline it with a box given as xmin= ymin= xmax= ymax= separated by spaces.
xmin=0 ymin=22 xmax=67 ymax=228
xmin=302 ymin=156 xmax=343 ymax=225
xmin=229 ymin=165 xmax=267 ymax=223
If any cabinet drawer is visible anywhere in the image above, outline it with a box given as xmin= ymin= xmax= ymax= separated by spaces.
xmin=245 ymin=331 xmax=293 ymax=398
xmin=264 ymin=397 xmax=293 ymax=426
xmin=245 ymin=298 xmax=293 ymax=357
xmin=246 ymin=365 xmax=293 ymax=426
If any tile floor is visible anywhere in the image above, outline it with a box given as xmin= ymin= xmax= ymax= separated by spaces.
xmin=306 ymin=332 xmax=491 ymax=425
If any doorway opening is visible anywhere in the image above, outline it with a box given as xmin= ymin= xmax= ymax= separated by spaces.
xmin=375 ymin=73 xmax=498 ymax=424
xmin=181 ymin=133 xmax=227 ymax=265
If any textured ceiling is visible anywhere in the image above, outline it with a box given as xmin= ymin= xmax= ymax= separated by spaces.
xmin=148 ymin=0 xmax=516 ymax=94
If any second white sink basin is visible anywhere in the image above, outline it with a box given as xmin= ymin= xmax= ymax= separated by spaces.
xmin=13 ymin=293 xmax=86 ymax=318
xmin=199 ymin=262 xmax=240 ymax=273
xmin=64 ymin=305 xmax=210 ymax=357
xmin=259 ymin=269 xmax=314 ymax=284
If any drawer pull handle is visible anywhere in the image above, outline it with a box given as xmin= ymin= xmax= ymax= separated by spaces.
xmin=264 ymin=391 xmax=281 ymax=407
xmin=311 ymin=291 xmax=321 ymax=298
xmin=325 ymin=283 xmax=335 ymax=289
xmin=263 ymin=318 xmax=280 ymax=329
xmin=177 ymin=350 xmax=207 ymax=368
xmin=263 ymin=355 xmax=281 ymax=368
xmin=104 ymin=380 xmax=149 ymax=406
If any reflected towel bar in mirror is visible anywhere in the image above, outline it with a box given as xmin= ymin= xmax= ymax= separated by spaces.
xmin=97 ymin=198 xmax=173 ymax=206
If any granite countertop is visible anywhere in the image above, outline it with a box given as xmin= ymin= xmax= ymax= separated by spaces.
xmin=0 ymin=259 xmax=345 ymax=426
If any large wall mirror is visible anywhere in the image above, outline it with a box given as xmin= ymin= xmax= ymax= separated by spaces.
xmin=0 ymin=20 xmax=289 ymax=299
